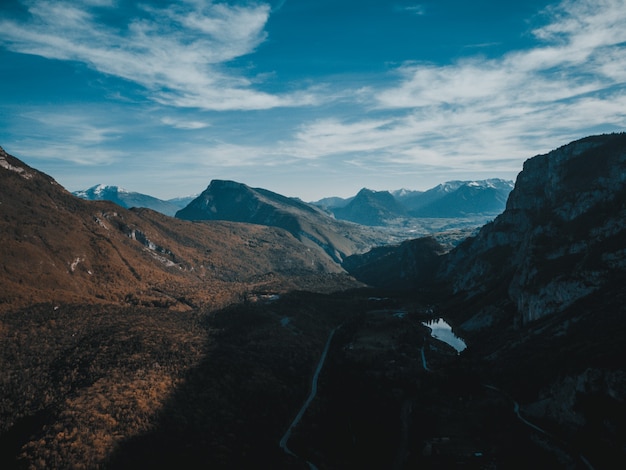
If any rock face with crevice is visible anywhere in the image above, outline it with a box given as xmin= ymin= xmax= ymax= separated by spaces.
xmin=439 ymin=133 xmax=626 ymax=327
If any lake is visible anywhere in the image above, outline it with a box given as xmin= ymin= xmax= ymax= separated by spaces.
xmin=423 ymin=318 xmax=467 ymax=353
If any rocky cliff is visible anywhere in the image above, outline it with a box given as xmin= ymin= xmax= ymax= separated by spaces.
xmin=440 ymin=133 xmax=626 ymax=327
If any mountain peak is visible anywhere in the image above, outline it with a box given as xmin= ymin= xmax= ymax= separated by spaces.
xmin=73 ymin=184 xmax=180 ymax=216
xmin=176 ymin=179 xmax=381 ymax=265
xmin=79 ymin=184 xmax=129 ymax=197
xmin=207 ymin=179 xmax=249 ymax=191
xmin=333 ymin=187 xmax=407 ymax=226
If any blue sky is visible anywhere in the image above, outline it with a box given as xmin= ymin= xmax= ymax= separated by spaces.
xmin=1 ymin=0 xmax=625 ymax=201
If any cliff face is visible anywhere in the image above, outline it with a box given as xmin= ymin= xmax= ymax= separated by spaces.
xmin=440 ymin=133 xmax=626 ymax=327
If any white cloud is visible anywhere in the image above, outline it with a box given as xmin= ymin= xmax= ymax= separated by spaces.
xmin=160 ymin=117 xmax=211 ymax=130
xmin=404 ymin=5 xmax=426 ymax=16
xmin=11 ymin=108 xmax=127 ymax=165
xmin=189 ymin=143 xmax=293 ymax=168
xmin=379 ymin=0 xmax=626 ymax=108
xmin=0 ymin=0 xmax=317 ymax=111
xmin=291 ymin=0 xmax=626 ymax=173
xmin=395 ymin=4 xmax=426 ymax=16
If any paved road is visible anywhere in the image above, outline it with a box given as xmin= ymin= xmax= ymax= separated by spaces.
xmin=420 ymin=336 xmax=431 ymax=371
xmin=279 ymin=327 xmax=338 ymax=467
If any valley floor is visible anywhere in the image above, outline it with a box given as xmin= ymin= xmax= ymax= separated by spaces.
xmin=1 ymin=289 xmax=622 ymax=469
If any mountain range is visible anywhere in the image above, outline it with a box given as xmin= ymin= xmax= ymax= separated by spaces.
xmin=313 ymin=178 xmax=514 ymax=226
xmin=175 ymin=179 xmax=393 ymax=264
xmin=73 ymin=185 xmax=195 ymax=216
xmin=75 ymin=179 xmax=513 ymax=226
xmin=1 ymin=134 xmax=625 ymax=468
xmin=0 ymin=147 xmax=363 ymax=313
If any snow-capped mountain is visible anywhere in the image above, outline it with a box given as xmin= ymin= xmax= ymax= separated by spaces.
xmin=73 ymin=184 xmax=181 ymax=216
xmin=406 ymin=179 xmax=514 ymax=217
xmin=316 ymin=179 xmax=514 ymax=223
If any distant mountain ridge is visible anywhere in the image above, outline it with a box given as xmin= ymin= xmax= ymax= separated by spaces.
xmin=73 ymin=177 xmax=514 ymax=229
xmin=73 ymin=184 xmax=194 ymax=216
xmin=331 ymin=188 xmax=408 ymax=226
xmin=176 ymin=179 xmax=388 ymax=264
xmin=405 ymin=179 xmax=514 ymax=217
xmin=313 ymin=178 xmax=514 ymax=225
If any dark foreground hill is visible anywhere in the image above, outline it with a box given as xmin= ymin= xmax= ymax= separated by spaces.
xmin=341 ymin=133 xmax=626 ymax=468
xmin=350 ymin=134 xmax=626 ymax=468
xmin=437 ymin=133 xmax=626 ymax=469
xmin=0 ymin=146 xmax=364 ymax=469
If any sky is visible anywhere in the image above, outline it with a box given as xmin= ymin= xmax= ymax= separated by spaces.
xmin=1 ymin=0 xmax=625 ymax=201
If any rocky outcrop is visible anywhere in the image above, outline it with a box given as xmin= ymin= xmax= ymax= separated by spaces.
xmin=440 ymin=133 xmax=626 ymax=326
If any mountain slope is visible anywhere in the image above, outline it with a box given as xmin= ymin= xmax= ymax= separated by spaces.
xmin=176 ymin=180 xmax=387 ymax=264
xmin=73 ymin=184 xmax=182 ymax=216
xmin=332 ymin=188 xmax=408 ymax=226
xmin=342 ymin=236 xmax=446 ymax=289
xmin=0 ymin=148 xmax=358 ymax=313
xmin=406 ymin=179 xmax=513 ymax=217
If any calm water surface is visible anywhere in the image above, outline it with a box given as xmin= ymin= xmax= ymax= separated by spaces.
xmin=423 ymin=318 xmax=467 ymax=353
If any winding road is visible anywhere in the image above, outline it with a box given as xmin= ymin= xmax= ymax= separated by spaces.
xmin=279 ymin=326 xmax=338 ymax=467
xmin=420 ymin=336 xmax=431 ymax=372
xmin=483 ymin=384 xmax=595 ymax=470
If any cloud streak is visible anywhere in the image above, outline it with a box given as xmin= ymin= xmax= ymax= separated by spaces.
xmin=0 ymin=0 xmax=317 ymax=110
xmin=289 ymin=0 xmax=626 ymax=173
xmin=1 ymin=0 xmax=625 ymax=200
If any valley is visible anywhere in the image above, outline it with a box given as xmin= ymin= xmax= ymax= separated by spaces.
xmin=2 ymin=134 xmax=626 ymax=469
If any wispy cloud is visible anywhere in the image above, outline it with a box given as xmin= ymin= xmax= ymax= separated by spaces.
xmin=404 ymin=5 xmax=426 ymax=16
xmin=9 ymin=107 xmax=129 ymax=165
xmin=0 ymin=0 xmax=317 ymax=110
xmin=160 ymin=117 xmax=211 ymax=130
xmin=291 ymin=0 xmax=626 ymax=172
